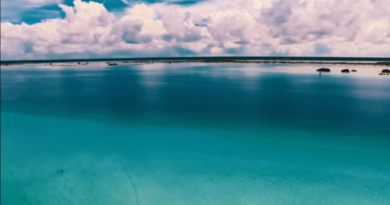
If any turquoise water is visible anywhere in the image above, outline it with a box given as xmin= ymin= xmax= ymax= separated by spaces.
xmin=1 ymin=64 xmax=390 ymax=204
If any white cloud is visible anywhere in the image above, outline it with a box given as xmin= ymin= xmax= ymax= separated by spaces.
xmin=1 ymin=0 xmax=390 ymax=60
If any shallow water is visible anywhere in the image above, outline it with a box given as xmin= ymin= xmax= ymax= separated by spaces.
xmin=1 ymin=64 xmax=390 ymax=205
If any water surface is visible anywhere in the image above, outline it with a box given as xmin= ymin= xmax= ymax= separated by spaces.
xmin=1 ymin=64 xmax=390 ymax=205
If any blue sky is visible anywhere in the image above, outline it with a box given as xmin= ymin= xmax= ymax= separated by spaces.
xmin=2 ymin=0 xmax=204 ymax=24
xmin=1 ymin=0 xmax=390 ymax=60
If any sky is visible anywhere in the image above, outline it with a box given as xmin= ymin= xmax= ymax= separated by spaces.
xmin=1 ymin=0 xmax=390 ymax=60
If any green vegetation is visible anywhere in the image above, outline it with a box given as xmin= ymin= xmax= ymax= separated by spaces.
xmin=382 ymin=69 xmax=390 ymax=73
xmin=379 ymin=69 xmax=390 ymax=75
xmin=376 ymin=62 xmax=390 ymax=66
xmin=317 ymin=68 xmax=331 ymax=72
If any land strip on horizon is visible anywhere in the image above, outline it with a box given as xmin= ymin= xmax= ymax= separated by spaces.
xmin=1 ymin=56 xmax=390 ymax=66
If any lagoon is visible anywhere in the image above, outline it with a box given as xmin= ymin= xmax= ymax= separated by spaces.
xmin=1 ymin=63 xmax=390 ymax=205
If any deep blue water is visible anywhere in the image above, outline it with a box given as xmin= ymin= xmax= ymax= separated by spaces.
xmin=1 ymin=64 xmax=390 ymax=204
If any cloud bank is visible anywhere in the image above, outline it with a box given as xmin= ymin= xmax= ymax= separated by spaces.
xmin=1 ymin=0 xmax=390 ymax=60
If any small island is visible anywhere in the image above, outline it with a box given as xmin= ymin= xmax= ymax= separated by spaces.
xmin=379 ymin=69 xmax=390 ymax=75
xmin=351 ymin=69 xmax=357 ymax=72
xmin=341 ymin=69 xmax=350 ymax=73
xmin=107 ymin=62 xmax=118 ymax=66
xmin=317 ymin=68 xmax=331 ymax=72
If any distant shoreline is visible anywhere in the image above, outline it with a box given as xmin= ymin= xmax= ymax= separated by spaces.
xmin=2 ymin=60 xmax=390 ymax=67
xmin=1 ymin=56 xmax=390 ymax=66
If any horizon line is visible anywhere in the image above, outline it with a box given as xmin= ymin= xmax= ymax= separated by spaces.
xmin=1 ymin=56 xmax=390 ymax=65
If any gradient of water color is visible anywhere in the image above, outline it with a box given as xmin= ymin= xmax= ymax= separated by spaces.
xmin=1 ymin=63 xmax=390 ymax=205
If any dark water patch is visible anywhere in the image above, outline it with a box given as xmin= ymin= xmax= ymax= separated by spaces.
xmin=1 ymin=64 xmax=390 ymax=138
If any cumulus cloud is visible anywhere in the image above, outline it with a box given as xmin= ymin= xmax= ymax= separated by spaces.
xmin=1 ymin=0 xmax=390 ymax=60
